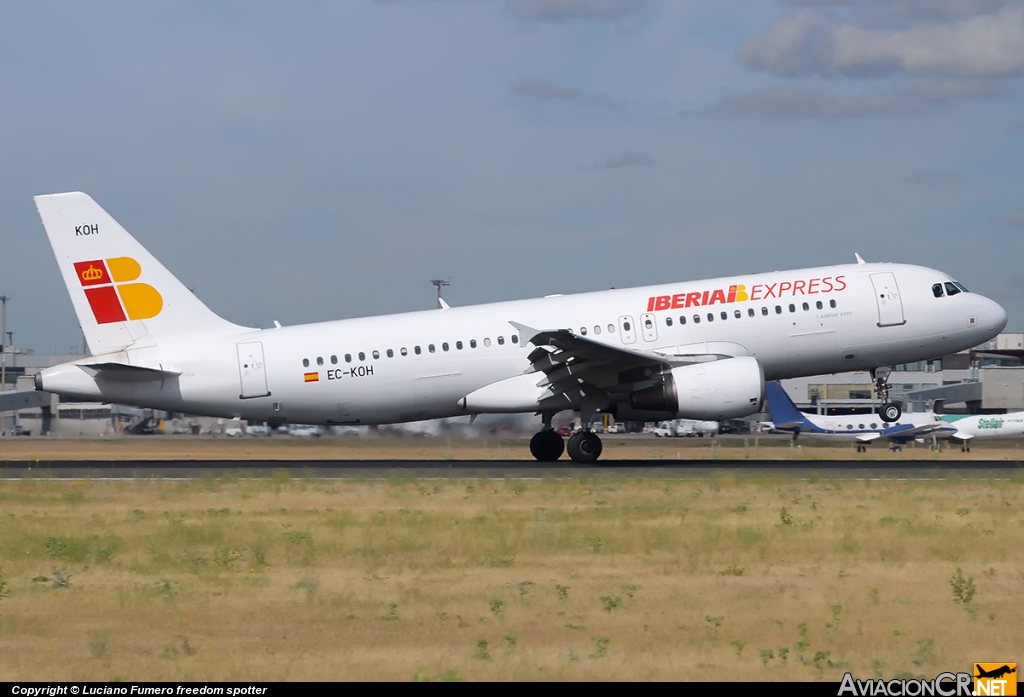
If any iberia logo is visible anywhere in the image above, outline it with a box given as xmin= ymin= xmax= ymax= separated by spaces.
xmin=73 ymin=257 xmax=163 ymax=324
xmin=647 ymin=285 xmax=749 ymax=312
xmin=646 ymin=275 xmax=847 ymax=312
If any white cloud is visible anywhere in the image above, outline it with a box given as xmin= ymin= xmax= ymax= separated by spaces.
xmin=502 ymin=0 xmax=650 ymax=23
xmin=742 ymin=4 xmax=1024 ymax=78
xmin=591 ymin=151 xmax=655 ymax=169
xmin=707 ymin=80 xmax=1000 ymax=119
xmin=514 ymin=77 xmax=619 ymax=108
xmin=907 ymin=171 xmax=969 ymax=185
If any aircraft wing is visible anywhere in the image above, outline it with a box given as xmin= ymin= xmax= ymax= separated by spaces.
xmin=949 ymin=432 xmax=973 ymax=442
xmin=0 ymin=390 xmax=51 ymax=412
xmin=884 ymin=423 xmax=944 ymax=440
xmin=855 ymin=432 xmax=883 ymax=443
xmin=772 ymin=421 xmax=804 ymax=431
xmin=510 ymin=321 xmax=733 ymax=394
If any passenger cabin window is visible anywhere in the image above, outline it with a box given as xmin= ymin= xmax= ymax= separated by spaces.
xmin=317 ymin=356 xmax=324 ymax=366
xmin=816 ymin=301 xmax=823 ymax=310
xmin=387 ymin=349 xmax=394 ymax=358
xmin=829 ymin=299 xmax=837 ymax=308
xmin=442 ymin=342 xmax=449 ymax=351
xmin=761 ymin=307 xmax=768 ymax=316
xmin=358 ymin=352 xmax=365 ymax=361
xmin=497 ymin=336 xmax=505 ymax=345
xmin=401 ymin=348 xmax=408 ymax=356
xmin=802 ymin=302 xmax=809 ymax=311
xmin=679 ymin=316 xmax=687 ymax=325
xmin=734 ymin=310 xmax=741 ymax=319
xmin=666 ymin=317 xmax=673 ymax=327
xmin=706 ymin=313 xmax=714 ymax=322
xmin=470 ymin=339 xmax=477 ymax=348
xmin=345 ymin=354 xmax=352 ymax=363
xmin=775 ymin=306 xmax=782 ymax=314
xmin=693 ymin=315 xmax=700 ymax=324
xmin=932 ymin=283 xmax=944 ymax=298
xmin=623 ymin=321 xmax=631 ymax=331
xmin=945 ymin=282 xmax=961 ymax=296
xmin=484 ymin=338 xmax=492 ymax=347
xmin=414 ymin=346 xmax=421 ymax=355
xmin=748 ymin=308 xmax=755 ymax=317
xmin=594 ymin=326 xmax=601 ymax=334
xmin=302 ymin=358 xmax=309 ymax=368
xmin=372 ymin=350 xmax=380 ymax=359
xmin=330 ymin=355 xmax=338 ymax=365
xmin=580 ymin=327 xmax=587 ymax=335
xmin=644 ymin=318 xmax=653 ymax=329
xmin=456 ymin=341 xmax=463 ymax=350
xmin=429 ymin=344 xmax=436 ymax=353
xmin=607 ymin=324 xmax=615 ymax=333
xmin=511 ymin=335 xmax=519 ymax=344
xmin=788 ymin=304 xmax=796 ymax=313
xmin=720 ymin=311 xmax=727 ymax=320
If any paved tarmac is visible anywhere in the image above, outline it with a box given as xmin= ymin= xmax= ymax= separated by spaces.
xmin=0 ymin=459 xmax=1021 ymax=478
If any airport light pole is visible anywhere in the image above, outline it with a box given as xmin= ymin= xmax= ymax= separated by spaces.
xmin=0 ymin=295 xmax=7 ymax=394
xmin=430 ymin=279 xmax=450 ymax=309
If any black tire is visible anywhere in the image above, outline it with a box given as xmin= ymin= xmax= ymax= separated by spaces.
xmin=880 ymin=403 xmax=901 ymax=423
xmin=530 ymin=431 xmax=564 ymax=462
xmin=567 ymin=431 xmax=602 ymax=464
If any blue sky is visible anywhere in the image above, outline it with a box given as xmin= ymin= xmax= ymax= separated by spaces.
xmin=2 ymin=0 xmax=1023 ymax=353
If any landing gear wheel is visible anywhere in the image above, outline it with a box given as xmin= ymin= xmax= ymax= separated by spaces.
xmin=962 ymin=444 xmax=971 ymax=453
xmin=880 ymin=403 xmax=901 ymax=423
xmin=567 ymin=431 xmax=602 ymax=464
xmin=856 ymin=444 xmax=866 ymax=453
xmin=530 ymin=430 xmax=564 ymax=462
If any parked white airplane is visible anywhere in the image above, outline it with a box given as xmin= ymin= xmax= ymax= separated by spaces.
xmin=765 ymin=381 xmax=956 ymax=451
xmin=941 ymin=413 xmax=1024 ymax=451
xmin=28 ymin=192 xmax=1007 ymax=462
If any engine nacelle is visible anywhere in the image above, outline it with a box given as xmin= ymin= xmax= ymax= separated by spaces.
xmin=629 ymin=357 xmax=764 ymax=420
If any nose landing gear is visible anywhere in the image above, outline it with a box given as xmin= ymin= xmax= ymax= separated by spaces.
xmin=873 ymin=367 xmax=902 ymax=423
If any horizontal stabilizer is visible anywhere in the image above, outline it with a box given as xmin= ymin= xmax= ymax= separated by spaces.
xmin=0 ymin=390 xmax=51 ymax=412
xmin=79 ymin=362 xmax=181 ymax=382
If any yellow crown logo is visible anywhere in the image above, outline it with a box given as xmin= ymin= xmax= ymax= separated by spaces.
xmin=81 ymin=265 xmax=104 ymax=282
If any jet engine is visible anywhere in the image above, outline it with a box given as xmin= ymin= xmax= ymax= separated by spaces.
xmin=629 ymin=357 xmax=764 ymax=420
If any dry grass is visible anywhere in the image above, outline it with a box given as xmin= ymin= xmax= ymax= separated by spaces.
xmin=3 ymin=434 xmax=1024 ymax=461
xmin=0 ymin=473 xmax=1021 ymax=681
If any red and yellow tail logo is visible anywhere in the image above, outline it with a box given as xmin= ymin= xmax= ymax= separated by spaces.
xmin=73 ymin=257 xmax=162 ymax=324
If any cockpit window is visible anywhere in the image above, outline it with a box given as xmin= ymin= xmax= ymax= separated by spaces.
xmin=953 ymin=281 xmax=969 ymax=293
xmin=932 ymin=283 xmax=944 ymax=298
xmin=945 ymin=282 xmax=961 ymax=297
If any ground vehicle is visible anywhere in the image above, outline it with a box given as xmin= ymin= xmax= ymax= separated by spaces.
xmin=223 ymin=418 xmax=245 ymax=437
xmin=653 ymin=422 xmax=675 ymax=437
xmin=288 ymin=424 xmax=321 ymax=437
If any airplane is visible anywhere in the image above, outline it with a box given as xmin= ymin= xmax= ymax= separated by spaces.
xmin=764 ymin=381 xmax=956 ymax=451
xmin=19 ymin=192 xmax=1007 ymax=463
xmin=940 ymin=412 xmax=1024 ymax=451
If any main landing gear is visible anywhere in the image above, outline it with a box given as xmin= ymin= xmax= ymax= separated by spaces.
xmin=529 ymin=412 xmax=604 ymax=463
xmin=873 ymin=367 xmax=902 ymax=423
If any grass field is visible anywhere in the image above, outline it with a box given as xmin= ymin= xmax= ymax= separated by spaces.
xmin=0 ymin=472 xmax=1020 ymax=681
xmin=3 ymin=434 xmax=1024 ymax=461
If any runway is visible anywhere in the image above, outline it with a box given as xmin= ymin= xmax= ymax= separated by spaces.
xmin=1 ymin=458 xmax=1021 ymax=478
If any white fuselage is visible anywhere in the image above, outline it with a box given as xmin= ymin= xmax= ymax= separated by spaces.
xmin=38 ymin=261 xmax=1007 ymax=425
xmin=944 ymin=413 xmax=1024 ymax=440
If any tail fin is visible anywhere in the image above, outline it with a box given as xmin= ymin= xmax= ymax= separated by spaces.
xmin=34 ymin=192 xmax=240 ymax=355
xmin=764 ymin=381 xmax=810 ymax=427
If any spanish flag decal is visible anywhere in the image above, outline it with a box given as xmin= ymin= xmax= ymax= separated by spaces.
xmin=304 ymin=372 xmax=319 ymax=383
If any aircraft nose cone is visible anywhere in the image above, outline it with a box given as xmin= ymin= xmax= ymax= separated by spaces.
xmin=987 ymin=297 xmax=1008 ymax=333
xmin=977 ymin=295 xmax=1008 ymax=335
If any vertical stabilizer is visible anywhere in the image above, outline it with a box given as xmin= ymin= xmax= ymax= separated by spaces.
xmin=764 ymin=381 xmax=810 ymax=427
xmin=34 ymin=192 xmax=240 ymax=354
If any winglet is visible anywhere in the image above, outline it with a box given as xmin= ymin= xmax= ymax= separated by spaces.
xmin=855 ymin=253 xmax=866 ymax=265
xmin=509 ymin=321 xmax=541 ymax=344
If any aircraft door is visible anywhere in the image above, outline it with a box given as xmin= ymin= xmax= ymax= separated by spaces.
xmin=237 ymin=342 xmax=270 ymax=399
xmin=640 ymin=313 xmax=658 ymax=342
xmin=618 ymin=316 xmax=636 ymax=344
xmin=870 ymin=272 xmax=905 ymax=327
